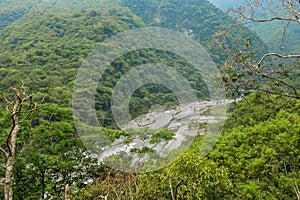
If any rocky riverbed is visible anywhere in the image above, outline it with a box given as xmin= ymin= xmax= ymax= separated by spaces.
xmin=97 ymin=99 xmax=238 ymax=166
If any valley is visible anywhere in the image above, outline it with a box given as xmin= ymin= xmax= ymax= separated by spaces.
xmin=0 ymin=0 xmax=299 ymax=199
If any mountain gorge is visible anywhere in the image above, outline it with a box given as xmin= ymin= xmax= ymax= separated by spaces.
xmin=0 ymin=0 xmax=299 ymax=199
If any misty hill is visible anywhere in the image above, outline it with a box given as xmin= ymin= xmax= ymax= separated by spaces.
xmin=208 ymin=0 xmax=242 ymax=11
xmin=209 ymin=0 xmax=300 ymax=54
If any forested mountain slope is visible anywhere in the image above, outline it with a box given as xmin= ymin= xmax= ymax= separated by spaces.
xmin=0 ymin=7 xmax=28 ymax=30
xmin=0 ymin=1 xmax=299 ymax=199
xmin=0 ymin=0 xmax=36 ymax=30
xmin=0 ymin=0 xmax=266 ymax=127
xmin=0 ymin=6 xmax=143 ymax=102
xmin=122 ymin=0 xmax=267 ymax=63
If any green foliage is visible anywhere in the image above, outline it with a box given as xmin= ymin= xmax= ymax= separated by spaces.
xmin=101 ymin=128 xmax=127 ymax=142
xmin=224 ymin=93 xmax=298 ymax=130
xmin=138 ymin=153 xmax=232 ymax=199
xmin=288 ymin=59 xmax=300 ymax=90
xmin=0 ymin=103 xmax=96 ymax=199
xmin=74 ymin=168 xmax=139 ymax=200
xmin=75 ymin=153 xmax=232 ymax=199
xmin=0 ymin=1 xmax=299 ymax=199
xmin=97 ymin=49 xmax=209 ymax=126
xmin=149 ymin=128 xmax=174 ymax=144
xmin=0 ymin=0 xmax=267 ymax=129
xmin=130 ymin=146 xmax=155 ymax=153
xmin=122 ymin=0 xmax=267 ymax=64
xmin=209 ymin=98 xmax=300 ymax=199
xmin=0 ymin=2 xmax=213 ymax=127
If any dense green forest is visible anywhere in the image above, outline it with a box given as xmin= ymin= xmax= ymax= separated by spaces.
xmin=0 ymin=0 xmax=267 ymax=126
xmin=0 ymin=0 xmax=299 ymax=199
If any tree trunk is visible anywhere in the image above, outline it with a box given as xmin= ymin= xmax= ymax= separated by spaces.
xmin=4 ymin=158 xmax=14 ymax=200
xmin=1 ymin=85 xmax=37 ymax=200
xmin=65 ymin=184 xmax=71 ymax=200
xmin=4 ymin=105 xmax=19 ymax=200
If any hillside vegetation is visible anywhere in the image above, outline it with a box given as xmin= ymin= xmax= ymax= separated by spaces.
xmin=0 ymin=0 xmax=266 ymax=126
xmin=75 ymin=94 xmax=300 ymax=199
xmin=0 ymin=0 xmax=299 ymax=199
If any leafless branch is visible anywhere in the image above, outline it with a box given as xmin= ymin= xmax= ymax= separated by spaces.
xmin=169 ymin=178 xmax=175 ymax=200
xmin=230 ymin=0 xmax=300 ymax=24
xmin=257 ymin=53 xmax=300 ymax=68
xmin=0 ymin=147 xmax=8 ymax=159
xmin=232 ymin=50 xmax=299 ymax=98
xmin=257 ymin=88 xmax=300 ymax=99
xmin=99 ymin=195 xmax=108 ymax=200
xmin=280 ymin=20 xmax=291 ymax=49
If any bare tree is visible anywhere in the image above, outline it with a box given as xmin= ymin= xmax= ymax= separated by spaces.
xmin=218 ymin=0 xmax=300 ymax=99
xmin=0 ymin=83 xmax=38 ymax=200
xmin=231 ymin=0 xmax=300 ymax=24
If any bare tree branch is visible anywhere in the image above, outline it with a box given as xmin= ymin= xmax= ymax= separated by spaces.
xmin=257 ymin=53 xmax=300 ymax=68
xmin=257 ymin=88 xmax=300 ymax=99
xmin=0 ymin=147 xmax=8 ymax=159
xmin=169 ymin=178 xmax=175 ymax=200
xmin=231 ymin=0 xmax=300 ymax=24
